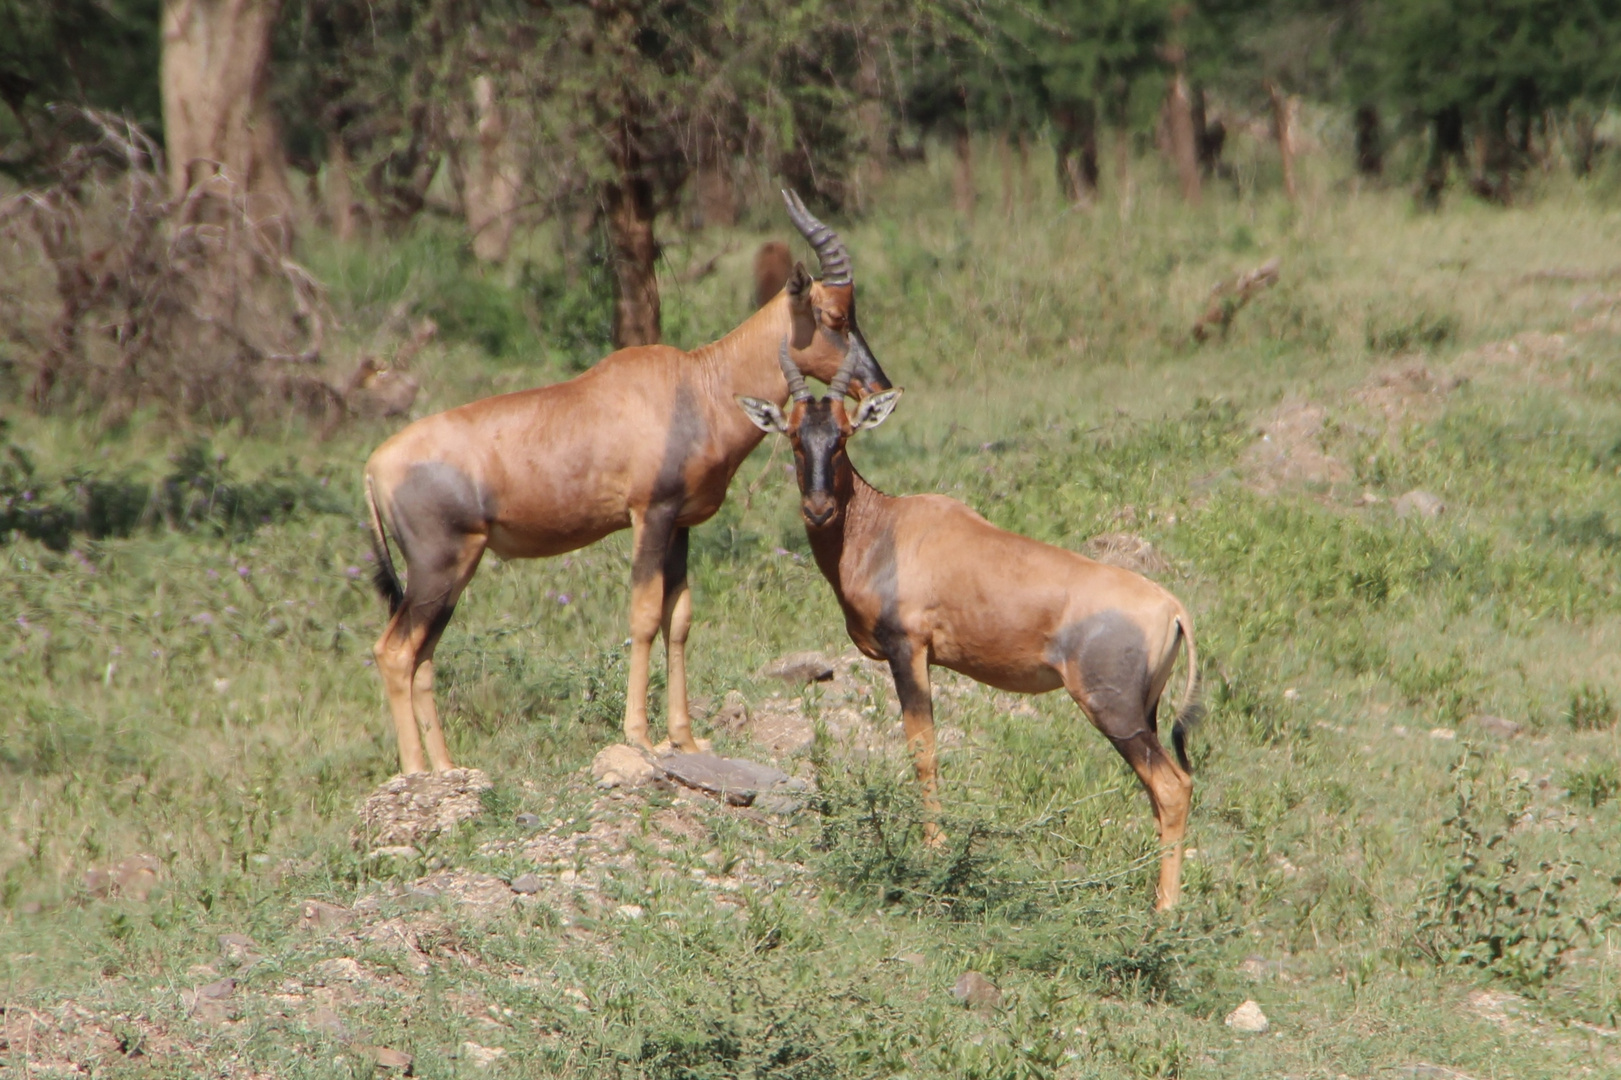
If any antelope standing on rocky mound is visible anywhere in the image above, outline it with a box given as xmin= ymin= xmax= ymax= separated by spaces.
xmin=363 ymin=192 xmax=891 ymax=776
xmin=738 ymin=342 xmax=1202 ymax=910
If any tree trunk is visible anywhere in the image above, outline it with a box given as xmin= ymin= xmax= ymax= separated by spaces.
xmin=1419 ymin=106 xmax=1465 ymax=209
xmin=693 ymin=126 xmax=735 ymax=229
xmin=952 ymin=128 xmax=974 ymax=218
xmin=1266 ymin=81 xmax=1298 ymax=201
xmin=1572 ymin=108 xmax=1598 ymax=177
xmin=1166 ymin=73 xmax=1201 ymax=205
xmin=1114 ymin=126 xmax=1134 ymax=217
xmin=1353 ymin=105 xmax=1383 ymax=177
xmin=464 ymin=75 xmax=521 ymax=262
xmin=1054 ymin=104 xmax=1099 ymax=206
xmin=325 ymin=138 xmax=359 ymax=240
xmin=604 ymin=177 xmax=660 ymax=347
xmin=160 ymin=0 xmax=294 ymax=254
xmin=852 ymin=49 xmax=887 ymax=210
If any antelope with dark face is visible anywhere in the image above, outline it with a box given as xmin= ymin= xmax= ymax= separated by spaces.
xmin=738 ymin=344 xmax=1202 ymax=910
xmin=364 ymin=193 xmax=890 ymax=776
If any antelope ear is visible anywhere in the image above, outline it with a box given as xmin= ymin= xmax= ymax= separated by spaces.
xmin=851 ymin=388 xmax=902 ymax=432
xmin=787 ymin=263 xmax=816 ymax=348
xmin=736 ymin=395 xmax=789 ymax=434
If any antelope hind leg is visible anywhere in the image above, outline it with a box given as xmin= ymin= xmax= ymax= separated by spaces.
xmin=660 ymin=526 xmax=699 ymax=752
xmin=623 ymin=506 xmax=678 ymax=752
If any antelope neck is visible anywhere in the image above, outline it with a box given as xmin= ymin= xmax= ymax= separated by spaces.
xmin=690 ymin=295 xmax=797 ymax=407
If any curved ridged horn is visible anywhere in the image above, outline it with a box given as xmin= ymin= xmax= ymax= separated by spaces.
xmin=782 ymin=189 xmax=852 ymax=287
xmin=778 ymin=337 xmax=813 ymax=403
xmin=826 ymin=331 xmax=863 ymax=400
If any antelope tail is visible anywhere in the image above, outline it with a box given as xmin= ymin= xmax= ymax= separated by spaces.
xmin=1170 ymin=609 xmax=1203 ymax=774
xmin=364 ymin=474 xmax=405 ymax=616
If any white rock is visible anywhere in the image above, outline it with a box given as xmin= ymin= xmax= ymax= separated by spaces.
xmin=1429 ymin=727 xmax=1456 ymax=741
xmin=615 ymin=904 xmax=645 ymax=920
xmin=591 ymin=745 xmax=660 ymax=789
xmin=1225 ymin=999 xmax=1269 ymax=1033
xmin=461 ymin=1042 xmax=507 ymax=1069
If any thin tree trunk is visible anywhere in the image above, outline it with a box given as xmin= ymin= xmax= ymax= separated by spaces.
xmin=1419 ymin=106 xmax=1464 ymax=209
xmin=694 ymin=126 xmax=736 ymax=229
xmin=160 ymin=0 xmax=293 ymax=254
xmin=465 ymin=75 xmax=521 ymax=262
xmin=1166 ymin=72 xmax=1201 ymax=205
xmin=853 ymin=49 xmax=886 ymax=210
xmin=1054 ymin=104 xmax=1099 ymax=207
xmin=1353 ymin=105 xmax=1383 ymax=177
xmin=326 ymin=138 xmax=359 ymax=240
xmin=604 ymin=176 xmax=660 ymax=347
xmin=1115 ymin=125 xmax=1134 ymax=218
xmin=952 ymin=128 xmax=974 ymax=218
xmin=1266 ymin=81 xmax=1298 ymax=201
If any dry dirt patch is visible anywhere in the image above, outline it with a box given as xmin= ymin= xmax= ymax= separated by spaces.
xmin=1241 ymin=401 xmax=1350 ymax=495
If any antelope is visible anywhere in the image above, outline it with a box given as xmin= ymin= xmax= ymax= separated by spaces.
xmin=363 ymin=192 xmax=891 ymax=776
xmin=753 ymin=241 xmax=792 ymax=309
xmin=738 ymin=343 xmax=1203 ymax=910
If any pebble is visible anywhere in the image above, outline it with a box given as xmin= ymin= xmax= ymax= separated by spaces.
xmin=510 ymin=873 xmax=543 ymax=895
xmin=1428 ymin=727 xmax=1456 ymax=741
xmin=951 ymin=971 xmax=1002 ymax=1013
xmin=461 ymin=1042 xmax=507 ymax=1069
xmin=1393 ymin=490 xmax=1446 ymax=520
xmin=1471 ymin=714 xmax=1521 ymax=739
xmin=758 ymin=651 xmax=836 ymax=684
xmin=515 ymin=812 xmax=542 ymax=830
xmin=1225 ymin=999 xmax=1269 ymax=1033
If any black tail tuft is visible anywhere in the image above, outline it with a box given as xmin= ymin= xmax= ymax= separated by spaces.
xmin=1171 ymin=702 xmax=1203 ymax=774
xmin=372 ymin=557 xmax=404 ymax=615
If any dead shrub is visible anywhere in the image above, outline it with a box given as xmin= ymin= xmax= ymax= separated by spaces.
xmin=0 ymin=108 xmax=335 ymax=424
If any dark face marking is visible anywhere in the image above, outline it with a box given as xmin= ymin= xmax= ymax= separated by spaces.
xmin=1048 ymin=611 xmax=1154 ymax=742
xmin=842 ymin=327 xmax=892 ymax=398
xmin=790 ymin=399 xmax=847 ymax=527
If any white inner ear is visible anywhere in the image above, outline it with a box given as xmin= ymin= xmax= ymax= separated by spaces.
xmin=852 ymin=389 xmax=902 ymax=432
xmin=736 ymin=396 xmax=788 ymax=434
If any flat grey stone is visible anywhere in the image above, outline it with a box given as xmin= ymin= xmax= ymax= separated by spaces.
xmin=660 ymin=753 xmax=792 ymax=807
xmin=510 ymin=873 xmax=544 ymax=895
xmin=515 ymin=812 xmax=542 ymax=830
xmin=1471 ymin=714 xmax=1521 ymax=739
xmin=1394 ymin=489 xmax=1446 ymax=520
xmin=759 ymin=651 xmax=836 ymax=684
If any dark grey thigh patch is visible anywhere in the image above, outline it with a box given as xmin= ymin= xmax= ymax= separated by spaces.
xmin=390 ymin=461 xmax=492 ymax=571
xmin=868 ymin=525 xmax=901 ymax=639
xmin=1049 ymin=611 xmax=1152 ymax=738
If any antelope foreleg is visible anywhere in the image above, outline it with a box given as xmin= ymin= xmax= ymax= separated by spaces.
xmin=888 ymin=645 xmax=943 ymax=846
xmin=624 ymin=507 xmax=677 ymax=752
xmin=660 ymin=526 xmax=698 ymax=752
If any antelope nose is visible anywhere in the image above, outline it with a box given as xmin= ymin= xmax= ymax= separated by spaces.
xmin=803 ymin=494 xmax=836 ymax=527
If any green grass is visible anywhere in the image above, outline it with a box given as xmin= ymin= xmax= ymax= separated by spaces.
xmin=3 ymin=139 xmax=1621 ymax=1077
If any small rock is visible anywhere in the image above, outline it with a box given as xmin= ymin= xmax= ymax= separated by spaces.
xmin=592 ymin=744 xmax=662 ymax=790
xmin=218 ymin=933 xmax=261 ymax=966
xmin=1471 ymin=714 xmax=1521 ymax=739
xmin=753 ymin=794 xmax=804 ymax=816
xmin=311 ymin=958 xmax=372 ymax=985
xmin=1225 ymin=999 xmax=1269 ymax=1033
xmin=195 ymin=976 xmax=237 ymax=1001
xmin=711 ymin=690 xmax=751 ymax=734
xmin=759 ymin=651 xmax=836 ymax=685
xmin=83 ymin=867 xmax=111 ymax=898
xmin=1393 ymin=490 xmax=1446 ymax=520
xmin=369 ymin=1046 xmax=414 ymax=1071
xmin=299 ymin=899 xmax=352 ymax=931
xmin=615 ymin=904 xmax=645 ymax=920
xmin=896 ymin=952 xmax=927 ymax=969
xmin=308 ymin=1006 xmax=349 ymax=1040
xmin=952 ymin=971 xmax=1002 ymax=1013
xmin=510 ymin=873 xmax=544 ymax=895
xmin=1429 ymin=727 xmax=1456 ymax=741
xmin=367 ymin=845 xmax=419 ymax=860
xmin=515 ymin=812 xmax=542 ymax=830
xmin=461 ymin=1041 xmax=507 ymax=1069
xmin=113 ymin=854 xmax=162 ymax=901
